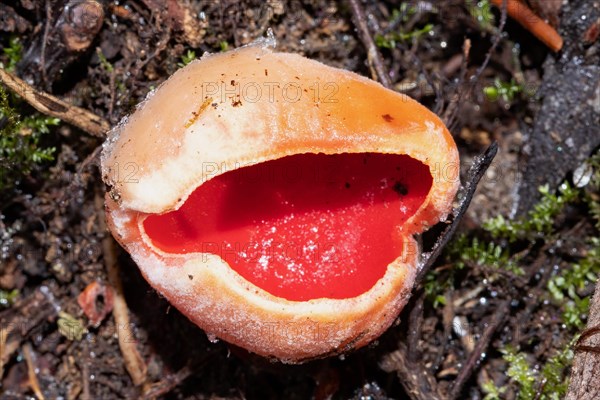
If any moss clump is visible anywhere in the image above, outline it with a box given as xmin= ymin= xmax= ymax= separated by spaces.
xmin=426 ymin=181 xmax=583 ymax=306
xmin=426 ymin=151 xmax=600 ymax=397
xmin=582 ymin=152 xmax=600 ymax=229
xmin=375 ymin=4 xmax=435 ymax=48
xmin=448 ymin=234 xmax=524 ymax=275
xmin=548 ymin=237 xmax=600 ymax=329
xmin=0 ymin=85 xmax=58 ymax=193
xmin=498 ymin=341 xmax=575 ymax=400
xmin=466 ymin=0 xmax=495 ymax=31
xmin=484 ymin=183 xmax=579 ymax=242
xmin=0 ymin=289 xmax=19 ymax=307
xmin=178 ymin=49 xmax=197 ymax=68
xmin=1 ymin=36 xmax=23 ymax=72
xmin=424 ymin=234 xmax=524 ymax=306
xmin=483 ymin=78 xmax=525 ymax=103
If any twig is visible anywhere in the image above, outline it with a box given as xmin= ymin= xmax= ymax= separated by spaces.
xmin=108 ymin=65 xmax=117 ymax=119
xmin=444 ymin=0 xmax=508 ymax=129
xmin=575 ymin=325 xmax=600 ymax=354
xmin=406 ymin=291 xmax=425 ymax=363
xmin=0 ymin=68 xmax=110 ymax=136
xmin=140 ymin=349 xmax=216 ymax=398
xmin=510 ymin=222 xmax=586 ymax=348
xmin=380 ymin=343 xmax=444 ymax=400
xmin=75 ymin=145 xmax=102 ymax=186
xmin=348 ymin=0 xmax=392 ymax=88
xmin=574 ymin=345 xmax=600 ymax=354
xmin=92 ymin=375 xmax=126 ymax=396
xmin=131 ymin=29 xmax=171 ymax=80
xmin=511 ymin=250 xmax=557 ymax=346
xmin=40 ymin=0 xmax=52 ymax=87
xmin=415 ymin=142 xmax=499 ymax=285
xmin=141 ymin=365 xmax=192 ymax=399
xmin=490 ymin=0 xmax=563 ymax=52
xmin=0 ymin=287 xmax=57 ymax=379
xmin=403 ymin=46 xmax=445 ymax=114
xmin=432 ymin=290 xmax=456 ymax=371
xmin=22 ymin=342 xmax=45 ymax=400
xmin=95 ymin=193 xmax=148 ymax=386
xmin=442 ymin=38 xmax=471 ymax=129
xmin=474 ymin=0 xmax=508 ymax=80
xmin=448 ymin=299 xmax=510 ymax=400
xmin=80 ymin=339 xmax=91 ymax=400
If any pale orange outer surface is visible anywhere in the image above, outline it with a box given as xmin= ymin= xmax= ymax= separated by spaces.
xmin=102 ymin=41 xmax=460 ymax=363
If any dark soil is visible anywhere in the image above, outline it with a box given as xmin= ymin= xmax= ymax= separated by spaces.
xmin=1 ymin=1 xmax=599 ymax=399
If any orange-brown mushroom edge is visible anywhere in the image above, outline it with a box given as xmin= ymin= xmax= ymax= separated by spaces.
xmin=101 ymin=37 xmax=460 ymax=363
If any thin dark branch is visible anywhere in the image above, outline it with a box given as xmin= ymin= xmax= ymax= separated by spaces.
xmin=141 ymin=353 xmax=216 ymax=399
xmin=443 ymin=0 xmax=508 ymax=129
xmin=448 ymin=299 xmax=510 ymax=400
xmin=380 ymin=343 xmax=444 ymax=400
xmin=348 ymin=0 xmax=392 ymax=88
xmin=573 ymin=345 xmax=600 ymax=354
xmin=404 ymin=46 xmax=445 ymax=114
xmin=415 ymin=141 xmax=499 ymax=286
xmin=575 ymin=325 xmax=600 ymax=352
xmin=40 ymin=0 xmax=52 ymax=87
xmin=384 ymin=139 xmax=498 ymax=400
xmin=406 ymin=291 xmax=425 ymax=363
xmin=578 ymin=324 xmax=600 ymax=343
xmin=442 ymin=39 xmax=471 ymax=129
xmin=473 ymin=0 xmax=509 ymax=81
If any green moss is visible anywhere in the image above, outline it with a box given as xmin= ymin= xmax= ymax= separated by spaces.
xmin=178 ymin=49 xmax=197 ymax=68
xmin=588 ymin=198 xmax=600 ymax=230
xmin=425 ymin=154 xmax=597 ymax=398
xmin=219 ymin=41 xmax=229 ymax=52
xmin=1 ymin=36 xmax=23 ymax=72
xmin=484 ymin=183 xmax=579 ymax=242
xmin=424 ymin=234 xmax=524 ymax=306
xmin=466 ymin=0 xmax=495 ymax=31
xmin=497 ymin=341 xmax=575 ymax=400
xmin=425 ymin=164 xmax=586 ymax=305
xmin=448 ymin=234 xmax=524 ymax=275
xmin=0 ymin=289 xmax=19 ymax=307
xmin=482 ymin=379 xmax=506 ymax=400
xmin=375 ymin=4 xmax=435 ymax=48
xmin=96 ymin=48 xmax=114 ymax=73
xmin=375 ymin=24 xmax=434 ymax=49
xmin=502 ymin=346 xmax=537 ymax=400
xmin=424 ymin=269 xmax=452 ymax=307
xmin=394 ymin=3 xmax=419 ymax=23
xmin=426 ymin=175 xmax=593 ymax=309
xmin=95 ymin=49 xmax=128 ymax=97
xmin=548 ymin=238 xmax=600 ymax=329
xmin=540 ymin=342 xmax=574 ymax=399
xmin=0 ymin=85 xmax=58 ymax=193
xmin=582 ymin=152 xmax=600 ymax=229
xmin=483 ymin=78 xmax=525 ymax=103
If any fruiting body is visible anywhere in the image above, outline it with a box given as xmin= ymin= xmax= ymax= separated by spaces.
xmin=102 ymin=38 xmax=459 ymax=363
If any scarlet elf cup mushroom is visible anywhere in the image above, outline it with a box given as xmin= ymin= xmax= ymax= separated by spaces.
xmin=101 ymin=36 xmax=460 ymax=363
